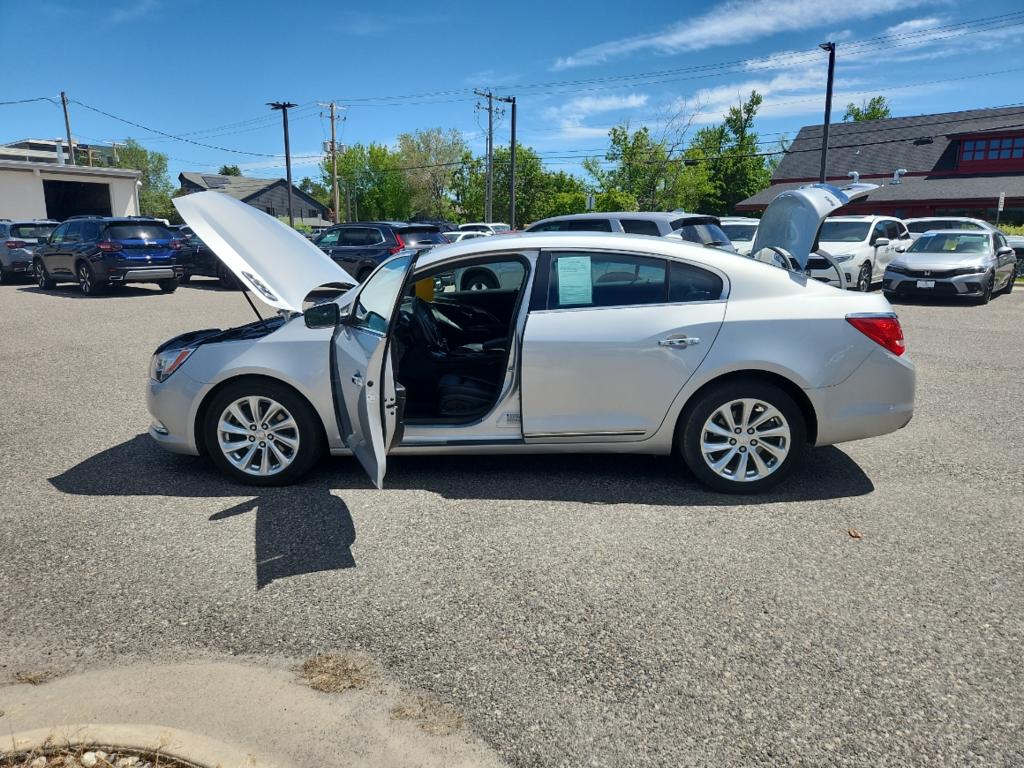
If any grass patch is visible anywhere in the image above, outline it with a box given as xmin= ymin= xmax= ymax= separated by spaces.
xmin=390 ymin=694 xmax=464 ymax=736
xmin=299 ymin=653 xmax=377 ymax=693
xmin=1 ymin=745 xmax=200 ymax=767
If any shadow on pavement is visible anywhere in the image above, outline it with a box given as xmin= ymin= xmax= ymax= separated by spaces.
xmin=50 ymin=434 xmax=874 ymax=588
xmin=49 ymin=435 xmax=356 ymax=590
xmin=18 ymin=285 xmax=164 ymax=300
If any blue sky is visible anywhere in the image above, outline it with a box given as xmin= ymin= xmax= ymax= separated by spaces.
xmin=3 ymin=0 xmax=1023 ymax=184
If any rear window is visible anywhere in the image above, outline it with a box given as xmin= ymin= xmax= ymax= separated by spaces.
xmin=398 ymin=228 xmax=449 ymax=246
xmin=675 ymin=223 xmax=732 ymax=247
xmin=621 ymin=219 xmax=662 ymax=236
xmin=104 ymin=224 xmax=174 ymax=240
xmin=11 ymin=223 xmax=57 ymax=239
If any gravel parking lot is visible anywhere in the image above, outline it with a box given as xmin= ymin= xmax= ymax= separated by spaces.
xmin=1 ymin=278 xmax=1022 ymax=767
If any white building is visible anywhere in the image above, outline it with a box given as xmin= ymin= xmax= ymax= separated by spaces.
xmin=0 ymin=160 xmax=141 ymax=220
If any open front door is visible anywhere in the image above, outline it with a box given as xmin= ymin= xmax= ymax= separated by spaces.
xmin=332 ymin=253 xmax=416 ymax=488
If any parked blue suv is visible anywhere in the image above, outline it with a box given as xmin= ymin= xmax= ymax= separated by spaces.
xmin=34 ymin=218 xmax=184 ymax=296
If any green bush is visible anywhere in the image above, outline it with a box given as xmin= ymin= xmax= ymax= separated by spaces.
xmin=998 ymin=223 xmax=1024 ymax=236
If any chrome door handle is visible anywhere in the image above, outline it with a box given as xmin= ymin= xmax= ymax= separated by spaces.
xmin=659 ymin=335 xmax=699 ymax=348
xmin=351 ymin=372 xmax=363 ymax=385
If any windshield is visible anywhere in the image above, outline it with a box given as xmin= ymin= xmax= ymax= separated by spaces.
xmin=104 ymin=224 xmax=174 ymax=240
xmin=907 ymin=219 xmax=983 ymax=233
xmin=720 ymin=223 xmax=758 ymax=241
xmin=819 ymin=221 xmax=870 ymax=242
xmin=908 ymin=233 xmax=990 ymax=254
xmin=460 ymin=224 xmax=490 ymax=232
xmin=10 ymin=223 xmax=57 ymax=239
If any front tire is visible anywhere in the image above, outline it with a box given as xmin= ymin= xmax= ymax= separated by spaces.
xmin=1000 ymin=270 xmax=1014 ymax=295
xmin=203 ymin=380 xmax=324 ymax=486
xmin=975 ymin=272 xmax=994 ymax=305
xmin=855 ymin=262 xmax=872 ymax=292
xmin=679 ymin=380 xmax=806 ymax=494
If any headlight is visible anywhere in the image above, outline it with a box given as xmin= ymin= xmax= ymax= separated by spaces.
xmin=951 ymin=266 xmax=986 ymax=276
xmin=150 ymin=346 xmax=196 ymax=382
xmin=886 ymin=264 xmax=908 ymax=275
xmin=833 ymin=253 xmax=855 ymax=262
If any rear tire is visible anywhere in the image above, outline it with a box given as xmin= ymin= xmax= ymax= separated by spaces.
xmin=679 ymin=380 xmax=806 ymax=494
xmin=356 ymin=266 xmax=374 ymax=283
xmin=204 ymin=379 xmax=324 ymax=486
xmin=217 ymin=262 xmax=238 ymax=289
xmin=158 ymin=278 xmax=179 ymax=294
xmin=34 ymin=261 xmax=55 ymax=290
xmin=179 ymin=272 xmax=192 ymax=284
xmin=77 ymin=262 xmax=102 ymax=296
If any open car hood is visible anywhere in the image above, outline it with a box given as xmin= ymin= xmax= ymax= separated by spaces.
xmin=750 ymin=183 xmax=878 ymax=269
xmin=173 ymin=191 xmax=350 ymax=313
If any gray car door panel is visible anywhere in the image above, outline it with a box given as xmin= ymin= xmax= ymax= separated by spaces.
xmin=331 ymin=252 xmax=416 ymax=487
xmin=521 ymin=302 xmax=726 ymax=439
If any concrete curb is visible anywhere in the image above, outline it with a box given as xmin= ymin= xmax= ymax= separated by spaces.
xmin=4 ymin=724 xmax=263 ymax=767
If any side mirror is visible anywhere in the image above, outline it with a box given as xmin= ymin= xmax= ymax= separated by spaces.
xmin=894 ymin=245 xmax=906 ymax=253
xmin=998 ymin=246 xmax=1014 ymax=256
xmin=873 ymin=237 xmax=890 ymax=248
xmin=304 ymin=302 xmax=340 ymax=329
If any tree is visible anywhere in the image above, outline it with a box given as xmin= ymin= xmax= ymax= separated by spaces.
xmin=327 ymin=143 xmax=413 ymax=221
xmin=843 ymin=96 xmax=891 ymax=122
xmin=298 ymin=177 xmax=330 ymax=208
xmin=397 ymin=128 xmax=467 ymax=219
xmin=113 ymin=139 xmax=178 ymax=222
xmin=218 ymin=164 xmax=242 ymax=176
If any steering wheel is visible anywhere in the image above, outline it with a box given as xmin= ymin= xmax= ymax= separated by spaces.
xmin=412 ymin=298 xmax=447 ymax=352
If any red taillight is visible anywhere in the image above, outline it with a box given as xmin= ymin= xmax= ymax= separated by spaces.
xmin=389 ymin=232 xmax=406 ymax=255
xmin=846 ymin=314 xmax=906 ymax=356
xmin=4 ymin=240 xmax=27 ymax=249
xmin=98 ymin=240 xmax=123 ymax=253
xmin=169 ymin=239 xmax=184 ymax=250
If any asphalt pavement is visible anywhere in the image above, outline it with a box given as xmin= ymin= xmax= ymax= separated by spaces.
xmin=0 ymin=278 xmax=1021 ymax=767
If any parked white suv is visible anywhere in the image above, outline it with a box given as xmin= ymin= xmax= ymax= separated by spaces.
xmin=806 ymin=215 xmax=911 ymax=291
xmin=718 ymin=216 xmax=760 ymax=255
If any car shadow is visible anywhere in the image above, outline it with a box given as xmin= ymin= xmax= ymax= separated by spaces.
xmin=50 ymin=434 xmax=874 ymax=589
xmin=49 ymin=435 xmax=357 ymax=590
xmin=17 ymin=285 xmax=164 ymax=299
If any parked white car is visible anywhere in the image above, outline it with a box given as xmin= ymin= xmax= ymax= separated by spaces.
xmin=904 ymin=217 xmax=996 ymax=240
xmin=444 ymin=231 xmax=489 ymax=243
xmin=149 ymin=184 xmax=914 ymax=495
xmin=718 ymin=216 xmax=760 ymax=256
xmin=460 ymin=222 xmax=510 ymax=235
xmin=805 ymin=216 xmax=912 ymax=291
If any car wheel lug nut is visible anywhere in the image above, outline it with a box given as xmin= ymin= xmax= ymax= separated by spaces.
xmin=739 ymin=446 xmax=747 ymax=453
xmin=734 ymin=428 xmax=741 ymax=434
xmin=259 ymin=441 xmax=265 ymax=447
xmin=249 ymin=436 xmax=255 ymax=442
xmin=249 ymin=424 xmax=256 ymax=430
xmin=729 ymin=438 xmax=736 ymax=445
xmin=748 ymin=428 xmax=754 ymax=434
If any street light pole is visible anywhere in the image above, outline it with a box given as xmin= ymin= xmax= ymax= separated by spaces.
xmin=268 ymin=101 xmax=298 ymax=227
xmin=818 ymin=42 xmax=836 ymax=184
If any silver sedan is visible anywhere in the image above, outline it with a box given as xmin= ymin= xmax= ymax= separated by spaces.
xmin=147 ymin=186 xmax=915 ymax=494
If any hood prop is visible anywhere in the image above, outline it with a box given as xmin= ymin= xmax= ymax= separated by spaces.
xmin=229 ymin=272 xmax=269 ymax=329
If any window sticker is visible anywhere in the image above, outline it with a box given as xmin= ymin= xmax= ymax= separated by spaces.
xmin=557 ymin=256 xmax=593 ymax=305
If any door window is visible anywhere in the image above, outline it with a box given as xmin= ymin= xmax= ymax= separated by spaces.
xmin=351 ymin=254 xmax=414 ymax=335
xmin=669 ymin=261 xmax=725 ymax=302
xmin=81 ymin=221 xmax=102 ymax=241
xmin=342 ymin=227 xmax=384 ymax=246
xmin=547 ymin=252 xmax=667 ymax=309
xmin=621 ymin=219 xmax=662 ymax=236
xmin=870 ymin=221 xmax=888 ymax=243
xmin=63 ymin=222 xmax=84 ymax=243
xmin=566 ymin=219 xmax=613 ymax=232
xmin=528 ymin=221 xmax=566 ymax=232
xmin=884 ymin=221 xmax=902 ymax=240
xmin=48 ymin=223 xmax=70 ymax=245
xmin=318 ymin=229 xmax=341 ymax=246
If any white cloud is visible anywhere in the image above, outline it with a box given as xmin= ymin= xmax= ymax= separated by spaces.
xmin=552 ymin=0 xmax=935 ymax=69
xmin=237 ymin=152 xmax=325 ymax=174
xmin=109 ymin=0 xmax=158 ymax=24
xmin=540 ymin=94 xmax=649 ymax=142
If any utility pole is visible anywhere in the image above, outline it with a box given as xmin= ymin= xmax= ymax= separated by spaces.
xmin=475 ymin=89 xmax=495 ymax=222
xmin=818 ymin=42 xmax=836 ymax=184
xmin=497 ymin=95 xmax=516 ymax=228
xmin=60 ymin=91 xmax=76 ymax=166
xmin=268 ymin=101 xmax=298 ymax=226
xmin=319 ymin=102 xmax=345 ymax=223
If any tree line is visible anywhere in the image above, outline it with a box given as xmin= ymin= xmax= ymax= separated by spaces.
xmin=110 ymin=93 xmax=893 ymax=225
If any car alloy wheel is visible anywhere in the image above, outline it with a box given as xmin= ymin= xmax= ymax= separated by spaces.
xmin=78 ymin=264 xmax=94 ymax=295
xmin=976 ymin=272 xmax=994 ymax=305
xmin=699 ymin=398 xmax=791 ymax=483
xmin=216 ymin=396 xmax=300 ymax=477
xmin=35 ymin=262 xmax=54 ymax=289
xmin=856 ymin=263 xmax=871 ymax=292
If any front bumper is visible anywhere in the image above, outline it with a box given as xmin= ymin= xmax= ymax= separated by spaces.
xmin=147 ymin=369 xmax=207 ymax=455
xmin=808 ymin=345 xmax=916 ymax=447
xmin=883 ymin=271 xmax=988 ymax=297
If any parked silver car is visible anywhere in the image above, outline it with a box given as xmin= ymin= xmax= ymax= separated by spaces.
xmin=903 ymin=217 xmax=996 ymax=240
xmin=148 ymin=187 xmax=915 ymax=495
xmin=526 ymin=212 xmax=736 ymax=252
xmin=0 ymin=220 xmax=59 ymax=282
xmin=883 ymin=229 xmax=1017 ymax=303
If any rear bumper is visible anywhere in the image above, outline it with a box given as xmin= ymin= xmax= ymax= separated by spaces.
xmin=1 ymin=259 xmax=32 ymax=274
xmin=106 ymin=265 xmax=182 ymax=284
xmin=883 ymin=272 xmax=987 ymax=297
xmin=808 ymin=346 xmax=916 ymax=446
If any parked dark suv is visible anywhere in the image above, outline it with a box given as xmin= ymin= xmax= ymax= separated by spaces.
xmin=179 ymin=232 xmax=238 ymax=289
xmin=34 ymin=218 xmax=184 ymax=296
xmin=0 ymin=220 xmax=59 ymax=283
xmin=313 ymin=222 xmax=449 ymax=281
